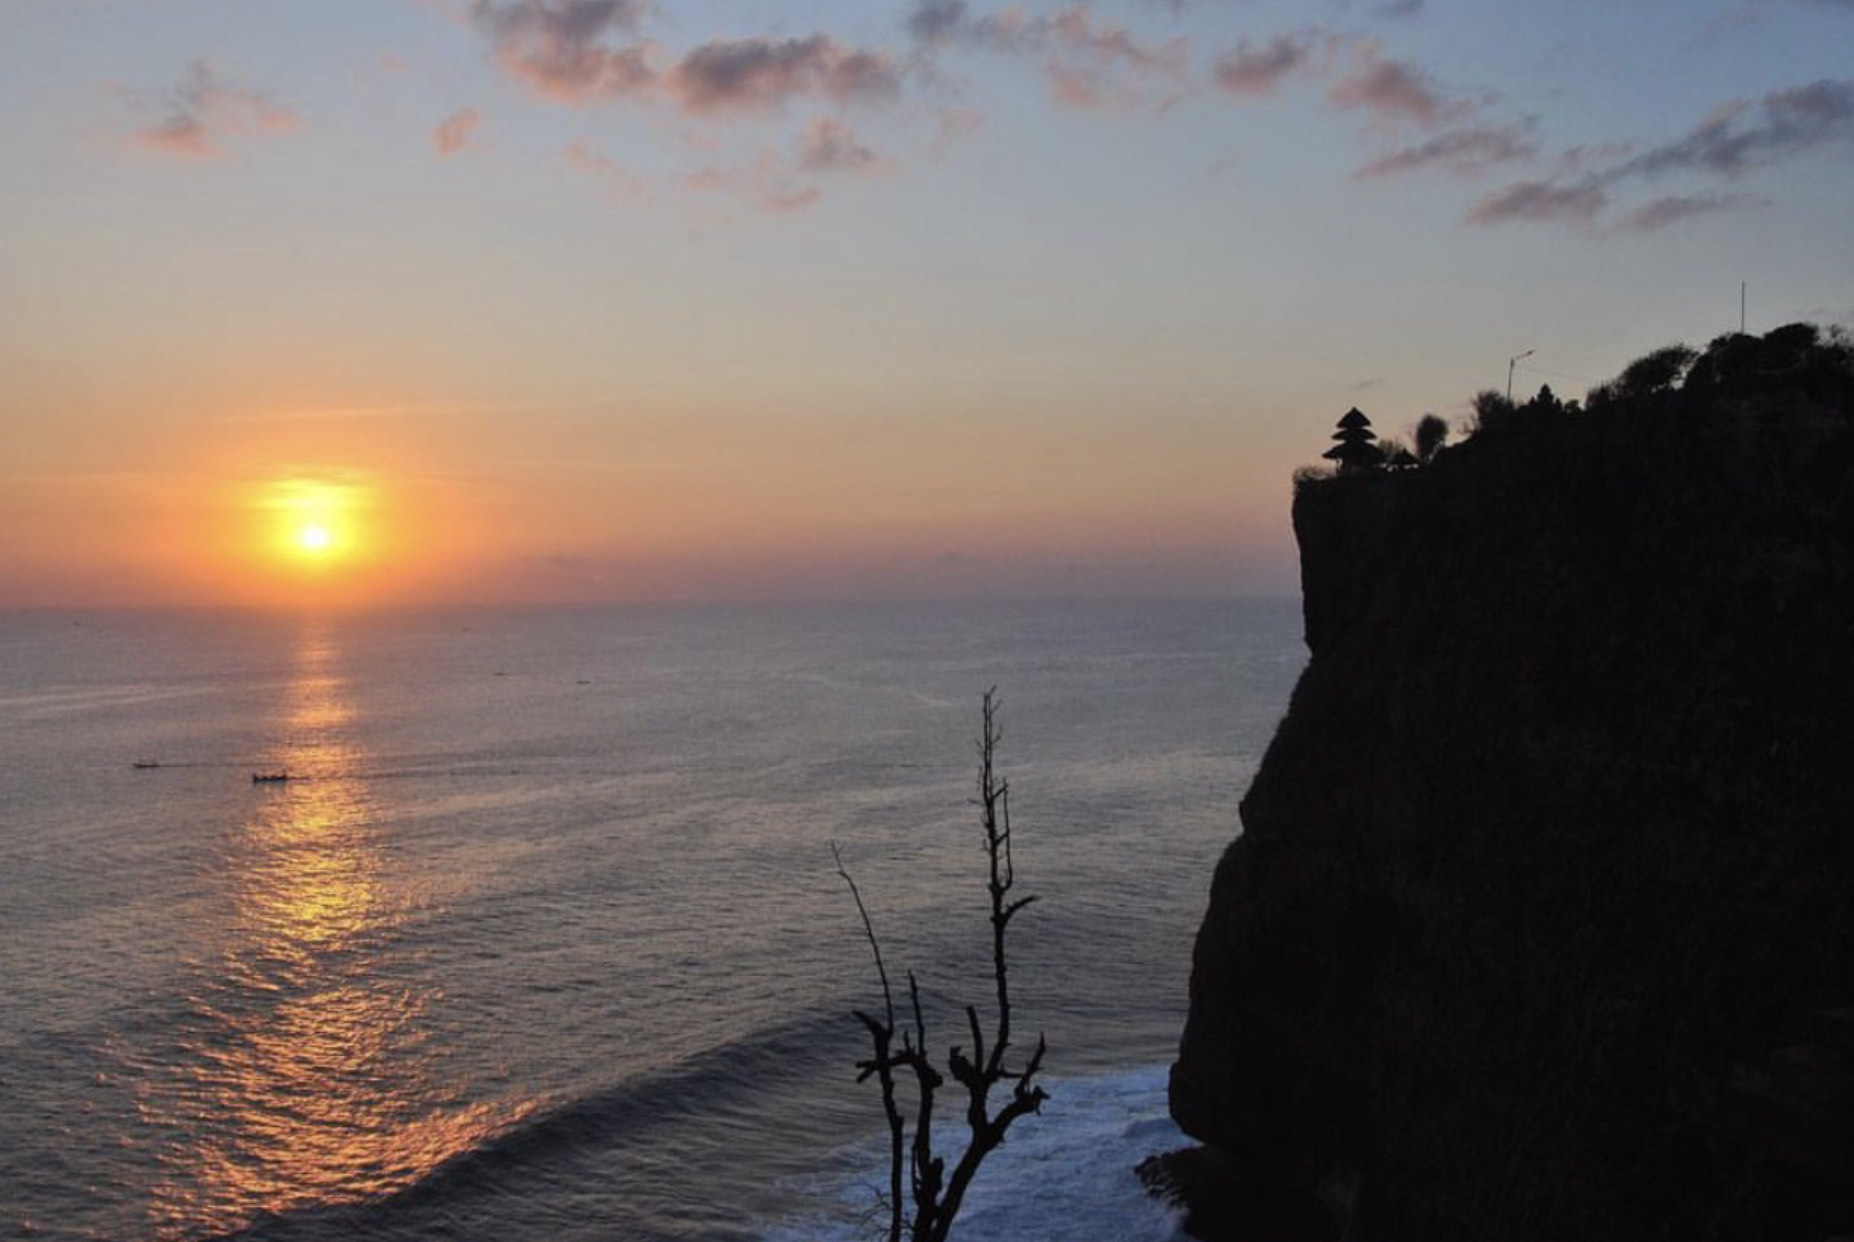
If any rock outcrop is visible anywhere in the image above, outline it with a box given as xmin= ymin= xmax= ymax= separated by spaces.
xmin=1164 ymin=326 xmax=1854 ymax=1241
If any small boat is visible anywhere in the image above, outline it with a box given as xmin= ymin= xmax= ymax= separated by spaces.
xmin=251 ymin=772 xmax=292 ymax=784
xmin=131 ymin=761 xmax=162 ymax=770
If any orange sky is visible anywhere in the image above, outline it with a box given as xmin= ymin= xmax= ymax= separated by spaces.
xmin=3 ymin=0 xmax=1850 ymax=608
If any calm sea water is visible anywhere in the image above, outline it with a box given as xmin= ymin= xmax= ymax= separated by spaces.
xmin=0 ymin=600 xmax=1304 ymax=1242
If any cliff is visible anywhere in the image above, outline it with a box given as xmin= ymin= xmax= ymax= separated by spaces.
xmin=1162 ymin=326 xmax=1854 ymax=1241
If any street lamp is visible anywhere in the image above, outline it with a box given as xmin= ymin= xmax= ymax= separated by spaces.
xmin=1507 ymin=349 xmax=1535 ymax=404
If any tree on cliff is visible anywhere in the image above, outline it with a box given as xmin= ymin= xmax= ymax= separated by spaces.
xmin=835 ymin=689 xmax=1047 ymax=1242
xmin=1414 ymin=413 xmax=1449 ymax=463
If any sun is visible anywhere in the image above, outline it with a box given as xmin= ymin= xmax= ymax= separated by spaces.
xmin=259 ymin=476 xmax=369 ymax=573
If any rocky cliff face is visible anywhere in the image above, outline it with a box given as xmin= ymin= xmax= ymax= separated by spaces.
xmin=1165 ymin=327 xmax=1854 ymax=1241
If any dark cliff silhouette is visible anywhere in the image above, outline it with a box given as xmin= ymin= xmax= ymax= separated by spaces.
xmin=1154 ymin=325 xmax=1854 ymax=1241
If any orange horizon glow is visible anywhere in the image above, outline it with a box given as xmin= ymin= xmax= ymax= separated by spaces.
xmin=0 ymin=387 xmax=1300 ymax=610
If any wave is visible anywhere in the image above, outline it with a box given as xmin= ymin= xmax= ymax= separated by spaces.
xmin=197 ymin=1008 xmax=864 ymax=1242
xmin=764 ymin=1063 xmax=1190 ymax=1242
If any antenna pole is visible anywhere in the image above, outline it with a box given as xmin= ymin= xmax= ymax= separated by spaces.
xmin=1741 ymin=281 xmax=1747 ymax=334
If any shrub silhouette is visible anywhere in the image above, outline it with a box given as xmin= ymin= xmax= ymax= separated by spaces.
xmin=1414 ymin=413 xmax=1449 ymax=463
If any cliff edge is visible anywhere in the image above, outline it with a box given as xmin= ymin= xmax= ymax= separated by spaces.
xmin=1163 ymin=325 xmax=1854 ymax=1241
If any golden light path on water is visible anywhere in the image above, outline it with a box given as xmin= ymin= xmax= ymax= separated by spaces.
xmin=143 ymin=623 xmax=520 ymax=1238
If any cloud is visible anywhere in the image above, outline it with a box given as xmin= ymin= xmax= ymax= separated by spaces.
xmin=1041 ymin=7 xmax=1193 ymax=111
xmin=907 ymin=2 xmax=1188 ymax=110
xmin=682 ymin=149 xmax=826 ymax=213
xmin=470 ymin=0 xmax=656 ymax=102
xmin=796 ymin=118 xmax=882 ymax=173
xmin=1468 ymin=79 xmax=1853 ymax=230
xmin=1354 ymin=122 xmax=1536 ymax=178
xmin=1613 ymin=78 xmax=1854 ymax=180
xmin=470 ymin=6 xmax=906 ymax=119
xmin=1374 ymin=0 xmax=1424 ymax=17
xmin=131 ymin=61 xmax=299 ymax=157
xmin=669 ymin=35 xmax=902 ymax=114
xmin=433 ymin=108 xmax=482 ymax=155
xmin=1467 ymin=178 xmax=1606 ymax=225
xmin=1327 ymin=41 xmax=1463 ymax=128
xmin=762 ymin=186 xmax=823 ymax=212
xmin=904 ymin=1 xmax=1042 ymax=54
xmin=929 ymin=106 xmax=986 ymax=153
xmin=566 ymin=139 xmax=651 ymax=201
xmin=1210 ymin=32 xmax=1327 ymax=97
xmin=1622 ymin=192 xmax=1764 ymax=231
xmin=908 ymin=0 xmax=970 ymax=46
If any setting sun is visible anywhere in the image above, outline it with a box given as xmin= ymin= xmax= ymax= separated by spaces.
xmin=247 ymin=475 xmax=383 ymax=596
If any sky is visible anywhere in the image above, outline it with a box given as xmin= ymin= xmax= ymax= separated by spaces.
xmin=2 ymin=0 xmax=1851 ymax=608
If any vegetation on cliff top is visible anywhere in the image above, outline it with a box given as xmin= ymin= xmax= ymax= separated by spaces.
xmin=1299 ymin=321 xmax=1854 ymax=487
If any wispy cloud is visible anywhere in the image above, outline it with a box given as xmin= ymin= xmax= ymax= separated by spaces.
xmin=470 ymin=0 xmax=656 ymax=102
xmin=796 ymin=118 xmax=883 ymax=174
xmin=669 ymin=35 xmax=902 ymax=114
xmin=929 ymin=106 xmax=986 ymax=153
xmin=1612 ymin=78 xmax=1854 ymax=180
xmin=129 ymin=61 xmax=299 ymax=158
xmin=905 ymin=1 xmax=1042 ymax=54
xmin=471 ymin=4 xmax=905 ymax=118
xmin=1467 ymin=178 xmax=1606 ymax=226
xmin=1042 ymin=8 xmax=1191 ymax=111
xmin=1210 ymin=31 xmax=1329 ymax=97
xmin=1621 ymin=192 xmax=1763 ymax=231
xmin=683 ymin=150 xmax=824 ymax=214
xmin=566 ymin=139 xmax=651 ymax=201
xmin=1327 ymin=41 xmax=1465 ymax=128
xmin=1471 ymin=78 xmax=1854 ymax=230
xmin=908 ymin=0 xmax=972 ymax=47
xmin=906 ymin=3 xmax=1188 ymax=112
xmin=433 ymin=107 xmax=483 ymax=155
xmin=1355 ymin=121 xmax=1536 ymax=178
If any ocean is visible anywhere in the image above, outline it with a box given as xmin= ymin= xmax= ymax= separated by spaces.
xmin=0 ymin=599 xmax=1305 ymax=1242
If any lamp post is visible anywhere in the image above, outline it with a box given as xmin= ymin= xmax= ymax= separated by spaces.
xmin=1507 ymin=349 xmax=1535 ymax=404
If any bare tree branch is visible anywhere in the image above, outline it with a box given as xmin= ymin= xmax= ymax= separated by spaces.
xmin=835 ymin=689 xmax=1047 ymax=1242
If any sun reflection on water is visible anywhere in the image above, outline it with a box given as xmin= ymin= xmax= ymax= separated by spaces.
xmin=143 ymin=622 xmax=517 ymax=1238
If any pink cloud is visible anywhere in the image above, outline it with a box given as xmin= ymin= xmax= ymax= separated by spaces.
xmin=908 ymin=2 xmax=1187 ymax=111
xmin=1611 ymin=78 xmax=1854 ymax=180
xmin=1354 ymin=122 xmax=1537 ymax=179
xmin=762 ymin=186 xmax=823 ymax=213
xmin=930 ymin=106 xmax=986 ymax=153
xmin=131 ymin=61 xmax=299 ymax=158
xmin=796 ymin=118 xmax=883 ymax=174
xmin=1211 ymin=32 xmax=1328 ymax=98
xmin=682 ymin=151 xmax=823 ymax=213
xmin=1327 ymin=42 xmax=1464 ymax=128
xmin=471 ymin=0 xmax=657 ymax=103
xmin=1623 ymin=192 xmax=1763 ymax=231
xmin=669 ymin=35 xmax=902 ymax=115
xmin=1041 ymin=6 xmax=1190 ymax=111
xmin=566 ymin=139 xmax=651 ymax=202
xmin=1467 ymin=179 xmax=1606 ymax=226
xmin=1463 ymin=78 xmax=1852 ymax=230
xmin=433 ymin=108 xmax=483 ymax=156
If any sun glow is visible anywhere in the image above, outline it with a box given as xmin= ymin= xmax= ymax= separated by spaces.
xmin=260 ymin=476 xmax=371 ymax=578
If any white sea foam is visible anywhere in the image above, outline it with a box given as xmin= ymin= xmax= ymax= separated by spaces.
xmin=767 ymin=1063 xmax=1190 ymax=1242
